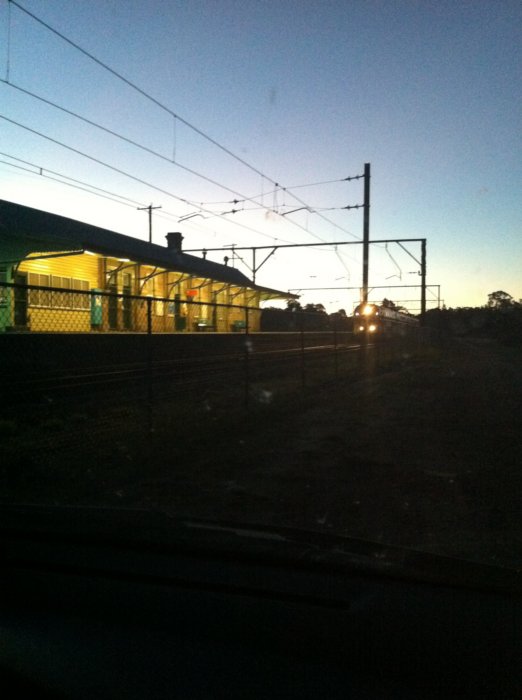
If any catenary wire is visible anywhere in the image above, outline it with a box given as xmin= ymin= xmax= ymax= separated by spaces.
xmin=0 ymin=158 xmax=146 ymax=209
xmin=8 ymin=0 xmax=270 ymax=179
xmin=0 ymin=114 xmax=310 ymax=244
xmin=0 ymin=157 xmax=189 ymax=231
xmin=0 ymin=157 xmax=196 ymax=230
xmin=0 ymin=80 xmax=267 ymax=210
xmin=196 ymin=176 xmax=354 ymax=207
xmin=1 ymin=80 xmax=355 ymax=244
xmin=0 ymin=152 xmax=148 ymax=207
xmin=2 ymin=79 xmax=357 ymax=223
xmin=7 ymin=1 xmax=361 ymax=242
xmin=0 ymin=151 xmax=299 ymax=244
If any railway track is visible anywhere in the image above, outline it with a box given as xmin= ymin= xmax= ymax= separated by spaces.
xmin=4 ymin=337 xmax=365 ymax=410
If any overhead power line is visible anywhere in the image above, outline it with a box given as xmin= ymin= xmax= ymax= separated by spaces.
xmin=3 ymin=80 xmax=360 ymax=232
xmin=0 ymin=152 xmax=249 ymax=232
xmin=275 ymin=176 xmax=359 ymax=191
xmin=8 ymin=0 xmax=268 ymax=179
xmin=0 ymin=120 xmax=310 ymax=247
xmin=0 ymin=152 xmax=300 ymax=242
xmin=0 ymin=79 xmax=259 ymax=208
xmin=0 ymin=114 xmax=306 ymax=244
xmin=0 ymin=159 xmax=144 ymax=210
xmin=6 ymin=0 xmax=360 ymax=242
xmin=0 ymin=158 xmax=142 ymax=209
xmin=0 ymin=152 xmax=360 ymax=271
xmin=0 ymin=152 xmax=146 ymax=208
xmin=193 ymin=175 xmax=352 ymax=207
xmin=2 ymin=80 xmax=358 ymax=244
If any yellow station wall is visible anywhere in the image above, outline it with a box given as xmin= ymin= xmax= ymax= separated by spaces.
xmin=17 ymin=253 xmax=262 ymax=333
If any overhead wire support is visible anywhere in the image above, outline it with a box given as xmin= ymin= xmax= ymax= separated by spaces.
xmin=385 ymin=243 xmax=403 ymax=280
xmin=183 ymin=238 xmax=427 ymax=254
xmin=282 ymin=206 xmax=312 ymax=216
xmin=183 ymin=234 xmax=428 ymax=318
xmin=362 ymin=163 xmax=371 ymax=303
xmin=397 ymin=241 xmax=422 ymax=266
xmin=178 ymin=212 xmax=207 ymax=223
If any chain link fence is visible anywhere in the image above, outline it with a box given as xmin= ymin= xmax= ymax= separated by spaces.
xmin=0 ymin=280 xmax=257 ymax=334
xmin=1 ymin=281 xmax=429 ymax=493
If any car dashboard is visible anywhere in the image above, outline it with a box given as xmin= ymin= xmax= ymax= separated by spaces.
xmin=0 ymin=506 xmax=520 ymax=699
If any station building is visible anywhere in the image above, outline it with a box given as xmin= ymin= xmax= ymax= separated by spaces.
xmin=0 ymin=200 xmax=294 ymax=333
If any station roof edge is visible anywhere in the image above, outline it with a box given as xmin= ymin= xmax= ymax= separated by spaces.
xmin=0 ymin=199 xmax=296 ymax=299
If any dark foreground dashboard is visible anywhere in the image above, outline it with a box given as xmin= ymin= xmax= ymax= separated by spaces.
xmin=1 ymin=506 xmax=520 ymax=699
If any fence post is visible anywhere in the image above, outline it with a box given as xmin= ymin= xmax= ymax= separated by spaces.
xmin=300 ymin=312 xmax=306 ymax=388
xmin=147 ymin=297 xmax=152 ymax=335
xmin=333 ymin=316 xmax=338 ymax=379
xmin=358 ymin=331 xmax=368 ymax=373
xmin=146 ymin=297 xmax=153 ymax=431
xmin=244 ymin=305 xmax=250 ymax=409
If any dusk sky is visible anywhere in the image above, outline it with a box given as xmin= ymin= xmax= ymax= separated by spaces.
xmin=1 ymin=0 xmax=520 ymax=312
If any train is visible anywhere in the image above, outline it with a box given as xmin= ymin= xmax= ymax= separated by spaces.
xmin=353 ymin=302 xmax=419 ymax=336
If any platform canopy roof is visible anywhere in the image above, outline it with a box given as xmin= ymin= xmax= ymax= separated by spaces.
xmin=0 ymin=200 xmax=296 ymax=301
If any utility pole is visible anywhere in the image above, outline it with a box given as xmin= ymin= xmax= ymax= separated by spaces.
xmin=362 ymin=162 xmax=371 ymax=303
xmin=138 ymin=204 xmax=161 ymax=244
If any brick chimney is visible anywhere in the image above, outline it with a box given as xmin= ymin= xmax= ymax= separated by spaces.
xmin=166 ymin=231 xmax=183 ymax=253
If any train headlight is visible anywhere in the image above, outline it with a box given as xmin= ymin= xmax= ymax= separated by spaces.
xmin=363 ymin=305 xmax=373 ymax=316
xmin=358 ymin=325 xmax=365 ymax=332
xmin=369 ymin=324 xmax=377 ymax=332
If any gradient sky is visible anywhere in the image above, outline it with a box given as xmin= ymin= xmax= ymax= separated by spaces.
xmin=1 ymin=0 xmax=520 ymax=312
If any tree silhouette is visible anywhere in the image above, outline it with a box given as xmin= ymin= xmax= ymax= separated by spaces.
xmin=487 ymin=290 xmax=515 ymax=309
xmin=381 ymin=298 xmax=396 ymax=309
xmin=286 ymin=300 xmax=302 ymax=312
xmin=303 ymin=303 xmax=327 ymax=314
